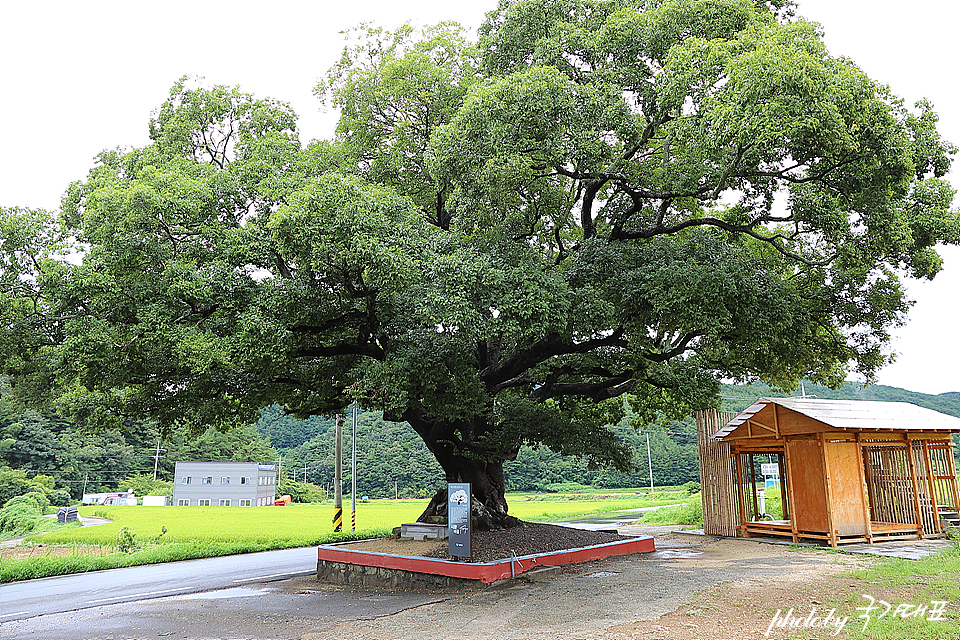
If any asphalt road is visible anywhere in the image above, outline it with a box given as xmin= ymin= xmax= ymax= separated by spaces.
xmin=0 ymin=509 xmax=649 ymax=624
xmin=0 ymin=546 xmax=323 ymax=623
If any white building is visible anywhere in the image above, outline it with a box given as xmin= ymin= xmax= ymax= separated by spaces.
xmin=172 ymin=462 xmax=277 ymax=506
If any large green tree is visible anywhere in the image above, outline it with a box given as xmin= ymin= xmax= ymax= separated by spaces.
xmin=2 ymin=0 xmax=957 ymax=527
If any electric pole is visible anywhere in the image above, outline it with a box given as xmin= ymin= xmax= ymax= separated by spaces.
xmin=333 ymin=415 xmax=343 ymax=532
xmin=351 ymin=404 xmax=357 ymax=532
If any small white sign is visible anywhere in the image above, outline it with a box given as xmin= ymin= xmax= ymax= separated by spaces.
xmin=761 ymin=463 xmax=780 ymax=477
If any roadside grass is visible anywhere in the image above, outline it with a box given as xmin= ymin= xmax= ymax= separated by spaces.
xmin=806 ymin=544 xmax=960 ymax=640
xmin=511 ymin=491 xmax=687 ymax=522
xmin=0 ymin=531 xmax=381 ymax=583
xmin=634 ymin=493 xmax=703 ymax=526
xmin=0 ymin=491 xmax=679 ymax=582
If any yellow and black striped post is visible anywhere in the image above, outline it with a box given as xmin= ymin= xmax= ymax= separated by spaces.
xmin=334 ymin=414 xmax=343 ymax=532
xmin=351 ymin=509 xmax=356 ymax=532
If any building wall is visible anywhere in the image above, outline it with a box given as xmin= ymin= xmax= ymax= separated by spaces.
xmin=173 ymin=462 xmax=277 ymax=506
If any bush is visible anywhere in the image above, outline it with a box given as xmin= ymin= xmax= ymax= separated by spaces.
xmin=0 ymin=469 xmax=54 ymax=506
xmin=116 ymin=474 xmax=173 ymax=498
xmin=0 ymin=501 xmax=43 ymax=536
xmin=683 ymin=481 xmax=701 ymax=495
xmin=116 ymin=527 xmax=137 ymax=553
xmin=48 ymin=489 xmax=71 ymax=507
xmin=3 ymin=491 xmax=49 ymax=512
xmin=277 ymin=479 xmax=325 ymax=503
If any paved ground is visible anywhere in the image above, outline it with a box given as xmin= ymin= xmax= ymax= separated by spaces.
xmin=0 ymin=530 xmax=860 ymax=640
xmin=2 ymin=521 xmax=953 ymax=640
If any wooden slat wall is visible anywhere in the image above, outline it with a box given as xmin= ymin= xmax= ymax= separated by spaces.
xmin=696 ymin=409 xmax=739 ymax=536
xmin=863 ymin=445 xmax=917 ymax=526
xmin=928 ymin=441 xmax=960 ymax=510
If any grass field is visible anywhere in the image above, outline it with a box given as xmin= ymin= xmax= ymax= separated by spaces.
xmin=0 ymin=490 xmax=687 ymax=582
xmin=32 ymin=490 xmax=686 ymax=547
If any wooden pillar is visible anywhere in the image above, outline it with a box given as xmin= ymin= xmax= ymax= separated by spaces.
xmin=784 ymin=439 xmax=799 ymax=543
xmin=819 ymin=434 xmax=838 ymax=547
xmin=777 ymin=452 xmax=789 ymax=520
xmin=922 ymin=441 xmax=941 ymax=534
xmin=855 ymin=434 xmax=873 ymax=543
xmin=948 ymin=440 xmax=960 ymax=511
xmin=748 ymin=454 xmax=759 ymax=519
xmin=735 ymin=452 xmax=748 ymax=537
xmin=906 ymin=438 xmax=925 ymax=538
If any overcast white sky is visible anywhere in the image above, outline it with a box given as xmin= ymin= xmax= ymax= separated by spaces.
xmin=1 ymin=1 xmax=957 ymax=394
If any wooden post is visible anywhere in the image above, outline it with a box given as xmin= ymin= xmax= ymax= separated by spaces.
xmin=784 ymin=440 xmax=799 ymax=543
xmin=735 ymin=452 xmax=748 ymax=536
xmin=922 ymin=441 xmax=941 ymax=534
xmin=906 ymin=439 xmax=925 ymax=538
xmin=855 ymin=434 xmax=873 ymax=543
xmin=748 ymin=454 xmax=759 ymax=519
xmin=947 ymin=440 xmax=960 ymax=511
xmin=819 ymin=434 xmax=838 ymax=547
xmin=777 ymin=452 xmax=789 ymax=520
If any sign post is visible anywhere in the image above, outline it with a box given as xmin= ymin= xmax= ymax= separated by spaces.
xmin=447 ymin=482 xmax=471 ymax=560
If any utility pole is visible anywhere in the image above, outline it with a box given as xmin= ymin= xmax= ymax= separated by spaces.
xmin=333 ymin=415 xmax=343 ymax=532
xmin=351 ymin=404 xmax=357 ymax=532
xmin=152 ymin=440 xmax=165 ymax=481
xmin=646 ymin=432 xmax=655 ymax=497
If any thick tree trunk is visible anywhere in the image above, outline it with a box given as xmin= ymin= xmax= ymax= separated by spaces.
xmin=402 ymin=411 xmax=520 ymax=530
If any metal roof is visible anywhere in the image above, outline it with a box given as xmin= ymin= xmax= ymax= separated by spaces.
xmin=714 ymin=397 xmax=960 ymax=440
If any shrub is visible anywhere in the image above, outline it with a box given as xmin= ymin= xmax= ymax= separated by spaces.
xmin=116 ymin=527 xmax=137 ymax=553
xmin=48 ymin=489 xmax=71 ymax=507
xmin=3 ymin=491 xmax=49 ymax=512
xmin=683 ymin=481 xmax=701 ymax=495
xmin=0 ymin=501 xmax=43 ymax=536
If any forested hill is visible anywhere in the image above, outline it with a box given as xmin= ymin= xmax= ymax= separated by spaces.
xmin=2 ymin=379 xmax=957 ymax=500
xmin=720 ymin=381 xmax=960 ymax=417
xmin=253 ymin=408 xmax=701 ymax=498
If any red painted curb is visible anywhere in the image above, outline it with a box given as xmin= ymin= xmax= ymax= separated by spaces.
xmin=318 ymin=535 xmax=655 ymax=584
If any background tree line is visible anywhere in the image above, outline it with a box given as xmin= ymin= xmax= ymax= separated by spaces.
xmin=3 ymin=376 xmax=957 ymax=503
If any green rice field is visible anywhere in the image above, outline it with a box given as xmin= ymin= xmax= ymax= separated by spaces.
xmin=0 ymin=490 xmax=686 ymax=582
xmin=31 ymin=490 xmax=685 ymax=547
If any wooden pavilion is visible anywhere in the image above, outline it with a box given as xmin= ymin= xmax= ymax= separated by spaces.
xmin=697 ymin=398 xmax=960 ymax=547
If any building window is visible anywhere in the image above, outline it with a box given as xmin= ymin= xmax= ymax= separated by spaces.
xmin=181 ymin=477 xmax=191 ymax=485
xmin=178 ymin=499 xmax=190 ymax=506
xmin=219 ymin=499 xmax=231 ymax=506
xmin=220 ymin=477 xmax=230 ymax=485
xmin=198 ymin=499 xmax=211 ymax=506
xmin=239 ymin=499 xmax=252 ymax=506
xmin=202 ymin=477 xmax=212 ymax=485
xmin=241 ymin=477 xmax=250 ymax=485
xmin=259 ymin=477 xmax=264 ymax=485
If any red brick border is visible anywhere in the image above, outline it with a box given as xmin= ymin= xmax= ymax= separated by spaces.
xmin=318 ymin=536 xmax=655 ymax=584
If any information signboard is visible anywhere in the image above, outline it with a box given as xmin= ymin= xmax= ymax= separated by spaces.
xmin=447 ymin=482 xmax=471 ymax=558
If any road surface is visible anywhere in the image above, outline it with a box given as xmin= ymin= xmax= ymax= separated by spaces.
xmin=0 ymin=546 xmax=322 ymax=623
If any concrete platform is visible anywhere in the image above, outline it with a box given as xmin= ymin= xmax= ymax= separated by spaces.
xmin=317 ymin=535 xmax=655 ymax=587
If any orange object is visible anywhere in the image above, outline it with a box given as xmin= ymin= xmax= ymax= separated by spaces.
xmin=274 ymin=494 xmax=292 ymax=506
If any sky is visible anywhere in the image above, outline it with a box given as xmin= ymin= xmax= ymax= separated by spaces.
xmin=1 ymin=0 xmax=958 ymax=394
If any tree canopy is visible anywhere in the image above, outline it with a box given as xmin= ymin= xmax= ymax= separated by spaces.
xmin=1 ymin=0 xmax=957 ymax=526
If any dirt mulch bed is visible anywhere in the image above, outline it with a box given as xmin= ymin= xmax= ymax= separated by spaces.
xmin=342 ymin=521 xmax=630 ymax=563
